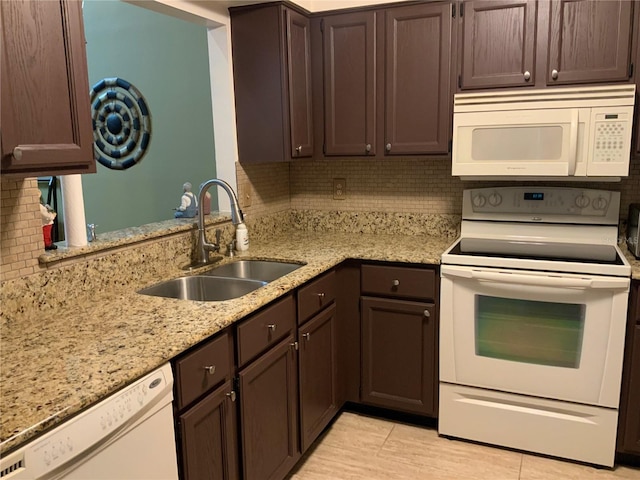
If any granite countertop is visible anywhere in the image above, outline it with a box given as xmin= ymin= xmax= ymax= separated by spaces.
xmin=0 ymin=230 xmax=452 ymax=454
xmin=2 ymin=229 xmax=639 ymax=455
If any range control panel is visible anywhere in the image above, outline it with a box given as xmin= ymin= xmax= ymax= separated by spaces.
xmin=463 ymin=187 xmax=620 ymax=225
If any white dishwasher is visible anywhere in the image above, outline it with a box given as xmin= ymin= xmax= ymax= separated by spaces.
xmin=0 ymin=363 xmax=179 ymax=480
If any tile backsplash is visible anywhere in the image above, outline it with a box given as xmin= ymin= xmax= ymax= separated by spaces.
xmin=1 ymin=178 xmax=44 ymax=281
xmin=3 ymin=156 xmax=639 ymax=283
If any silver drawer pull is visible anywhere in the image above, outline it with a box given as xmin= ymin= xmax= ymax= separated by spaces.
xmin=316 ymin=292 xmax=325 ymax=299
xmin=204 ymin=365 xmax=216 ymax=375
xmin=424 ymin=310 xmax=431 ymax=318
xmin=392 ymin=279 xmax=400 ymax=287
xmin=267 ymin=324 xmax=277 ymax=332
xmin=226 ymin=391 xmax=236 ymax=402
xmin=302 ymin=332 xmax=311 ymax=341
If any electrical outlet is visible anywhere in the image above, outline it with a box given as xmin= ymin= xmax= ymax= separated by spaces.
xmin=241 ymin=185 xmax=252 ymax=208
xmin=333 ymin=178 xmax=346 ymax=200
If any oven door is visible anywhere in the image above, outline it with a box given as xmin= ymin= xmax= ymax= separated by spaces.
xmin=440 ymin=265 xmax=629 ymax=407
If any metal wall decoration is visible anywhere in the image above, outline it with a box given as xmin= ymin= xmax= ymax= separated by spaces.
xmin=90 ymin=77 xmax=152 ymax=170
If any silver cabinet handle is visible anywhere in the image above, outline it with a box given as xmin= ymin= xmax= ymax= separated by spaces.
xmin=365 ymin=143 xmax=371 ymax=153
xmin=316 ymin=292 xmax=325 ymax=299
xmin=302 ymin=332 xmax=311 ymax=341
xmin=267 ymin=324 xmax=277 ymax=332
xmin=295 ymin=145 xmax=302 ymax=154
xmin=226 ymin=391 xmax=236 ymax=402
xmin=551 ymin=69 xmax=559 ymax=80
xmin=424 ymin=310 xmax=431 ymax=318
xmin=524 ymin=70 xmax=531 ymax=81
xmin=204 ymin=365 xmax=216 ymax=375
xmin=290 ymin=341 xmax=299 ymax=350
xmin=392 ymin=279 xmax=400 ymax=287
xmin=386 ymin=143 xmax=391 ymax=152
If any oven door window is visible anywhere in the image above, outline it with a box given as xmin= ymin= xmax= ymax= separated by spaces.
xmin=476 ymin=295 xmax=585 ymax=368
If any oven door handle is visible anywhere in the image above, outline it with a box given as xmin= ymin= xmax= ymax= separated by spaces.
xmin=442 ymin=267 xmax=628 ymax=290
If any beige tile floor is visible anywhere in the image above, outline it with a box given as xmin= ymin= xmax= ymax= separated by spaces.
xmin=287 ymin=411 xmax=640 ymax=480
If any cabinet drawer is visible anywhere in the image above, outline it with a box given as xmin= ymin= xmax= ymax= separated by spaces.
xmin=297 ymin=270 xmax=336 ymax=324
xmin=361 ymin=265 xmax=436 ymax=300
xmin=237 ymin=294 xmax=296 ymax=367
xmin=175 ymin=331 xmax=231 ymax=410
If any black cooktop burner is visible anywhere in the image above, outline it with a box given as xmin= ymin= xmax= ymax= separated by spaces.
xmin=449 ymin=238 xmax=625 ymax=266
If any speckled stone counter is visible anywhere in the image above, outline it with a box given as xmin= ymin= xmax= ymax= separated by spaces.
xmin=0 ymin=229 xmax=452 ymax=454
xmin=622 ymin=246 xmax=640 ymax=279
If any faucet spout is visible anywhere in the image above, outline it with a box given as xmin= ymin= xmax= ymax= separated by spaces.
xmin=194 ymin=178 xmax=244 ymax=266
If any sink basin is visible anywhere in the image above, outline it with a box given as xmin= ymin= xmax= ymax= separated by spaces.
xmin=138 ymin=276 xmax=267 ymax=302
xmin=203 ymin=260 xmax=303 ymax=282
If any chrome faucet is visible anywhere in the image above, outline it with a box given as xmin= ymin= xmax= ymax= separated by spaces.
xmin=194 ymin=178 xmax=244 ymax=266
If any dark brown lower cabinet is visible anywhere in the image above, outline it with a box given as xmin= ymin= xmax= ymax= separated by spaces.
xmin=361 ymin=296 xmax=436 ymax=416
xmin=298 ymin=303 xmax=338 ymax=453
xmin=239 ymin=336 xmax=300 ymax=480
xmin=178 ymin=380 xmax=239 ymax=480
xmin=618 ymin=281 xmax=640 ymax=457
xmin=620 ymin=325 xmax=640 ymax=454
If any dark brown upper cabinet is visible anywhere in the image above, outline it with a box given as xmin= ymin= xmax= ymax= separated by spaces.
xmin=230 ymin=3 xmax=313 ymax=164
xmin=321 ymin=11 xmax=378 ymax=156
xmin=385 ymin=4 xmax=453 ymax=155
xmin=319 ymin=2 xmax=454 ymax=157
xmin=1 ymin=0 xmax=95 ymax=177
xmin=547 ymin=0 xmax=633 ymax=86
xmin=458 ymin=0 xmax=538 ymax=89
xmin=458 ymin=0 xmax=635 ymax=90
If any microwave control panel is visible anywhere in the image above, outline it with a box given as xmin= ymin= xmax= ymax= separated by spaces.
xmin=591 ymin=111 xmax=631 ymax=164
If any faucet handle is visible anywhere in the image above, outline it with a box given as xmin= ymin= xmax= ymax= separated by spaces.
xmin=215 ymin=228 xmax=222 ymax=246
xmin=227 ymin=240 xmax=236 ymax=257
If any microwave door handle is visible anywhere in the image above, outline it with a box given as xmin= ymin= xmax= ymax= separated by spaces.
xmin=568 ymin=110 xmax=579 ymax=176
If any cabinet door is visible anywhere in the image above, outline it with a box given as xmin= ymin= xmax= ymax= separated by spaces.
xmin=459 ymin=0 xmax=537 ymax=90
xmin=239 ymin=337 xmax=299 ymax=480
xmin=299 ymin=304 xmax=338 ymax=453
xmin=361 ymin=296 xmax=437 ymax=416
xmin=286 ymin=9 xmax=313 ymax=159
xmin=621 ymin=324 xmax=640 ymax=454
xmin=323 ymin=11 xmax=377 ymax=156
xmin=1 ymin=0 xmax=95 ymax=176
xmin=179 ymin=380 xmax=239 ymax=480
xmin=385 ymin=3 xmax=452 ymax=154
xmin=547 ymin=0 xmax=633 ymax=85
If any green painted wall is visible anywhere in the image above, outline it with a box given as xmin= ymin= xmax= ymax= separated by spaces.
xmin=81 ymin=0 xmax=217 ymax=233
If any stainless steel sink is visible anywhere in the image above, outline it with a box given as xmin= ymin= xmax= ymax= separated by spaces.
xmin=203 ymin=260 xmax=303 ymax=282
xmin=138 ymin=276 xmax=267 ymax=302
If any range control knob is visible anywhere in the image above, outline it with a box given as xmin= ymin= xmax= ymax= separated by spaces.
xmin=575 ymin=194 xmax=590 ymax=209
xmin=488 ymin=193 xmax=502 ymax=206
xmin=592 ymin=196 xmax=608 ymax=211
xmin=472 ymin=194 xmax=486 ymax=208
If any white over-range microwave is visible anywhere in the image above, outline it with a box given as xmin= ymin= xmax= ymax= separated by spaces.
xmin=452 ymin=85 xmax=636 ymax=180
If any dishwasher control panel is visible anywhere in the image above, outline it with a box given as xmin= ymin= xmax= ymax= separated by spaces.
xmin=0 ymin=363 xmax=173 ymax=478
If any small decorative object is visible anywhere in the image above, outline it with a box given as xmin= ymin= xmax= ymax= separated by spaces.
xmin=90 ymin=77 xmax=152 ymax=170
xmin=87 ymin=223 xmax=98 ymax=242
xmin=39 ymin=193 xmax=57 ymax=250
xmin=174 ymin=182 xmax=198 ymax=218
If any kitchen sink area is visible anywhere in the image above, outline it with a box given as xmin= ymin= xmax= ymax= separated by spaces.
xmin=138 ymin=260 xmax=304 ymax=301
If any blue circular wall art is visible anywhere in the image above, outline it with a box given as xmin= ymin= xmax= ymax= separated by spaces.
xmin=90 ymin=77 xmax=151 ymax=170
